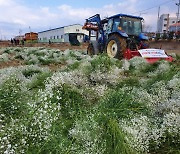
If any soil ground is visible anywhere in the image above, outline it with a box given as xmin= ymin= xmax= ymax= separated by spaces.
xmin=0 ymin=40 xmax=179 ymax=69
xmin=149 ymin=40 xmax=180 ymax=55
xmin=0 ymin=41 xmax=88 ymax=51
xmin=1 ymin=40 xmax=179 ymax=54
xmin=0 ymin=59 xmax=24 ymax=69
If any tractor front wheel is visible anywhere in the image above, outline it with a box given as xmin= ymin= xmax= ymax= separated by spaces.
xmin=106 ymin=34 xmax=126 ymax=59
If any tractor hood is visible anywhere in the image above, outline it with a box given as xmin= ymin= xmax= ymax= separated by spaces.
xmin=117 ymin=30 xmax=129 ymax=38
xmin=116 ymin=31 xmax=148 ymax=39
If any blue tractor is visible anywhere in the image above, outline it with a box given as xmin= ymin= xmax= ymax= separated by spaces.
xmin=83 ymin=13 xmax=149 ymax=60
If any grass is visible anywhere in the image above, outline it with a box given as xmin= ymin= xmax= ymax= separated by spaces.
xmin=65 ymin=61 xmax=81 ymax=71
xmin=22 ymin=69 xmax=41 ymax=77
xmin=103 ymin=119 xmax=135 ymax=154
xmin=144 ymin=66 xmax=178 ymax=90
xmin=0 ymin=47 xmax=179 ymax=154
xmin=0 ymin=76 xmax=29 ymax=121
xmin=27 ymin=72 xmax=52 ymax=90
xmin=88 ymin=54 xmax=122 ymax=73
xmin=99 ymin=88 xmax=149 ymax=119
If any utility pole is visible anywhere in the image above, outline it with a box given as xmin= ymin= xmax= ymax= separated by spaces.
xmin=176 ymin=0 xmax=180 ymax=33
xmin=157 ymin=6 xmax=160 ymax=33
xmin=19 ymin=29 xmax=22 ymax=36
xmin=0 ymin=29 xmax=1 ymax=40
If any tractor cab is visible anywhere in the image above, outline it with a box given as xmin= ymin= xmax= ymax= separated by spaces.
xmin=105 ymin=14 xmax=148 ymax=48
xmin=106 ymin=14 xmax=144 ymax=37
xmin=103 ymin=14 xmax=149 ymax=56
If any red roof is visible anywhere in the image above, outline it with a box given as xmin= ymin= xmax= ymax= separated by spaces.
xmin=170 ymin=23 xmax=180 ymax=27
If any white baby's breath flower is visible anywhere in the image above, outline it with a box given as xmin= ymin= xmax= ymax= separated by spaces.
xmin=121 ymin=116 xmax=150 ymax=152
xmin=122 ymin=59 xmax=130 ymax=70
xmin=129 ymin=56 xmax=148 ymax=70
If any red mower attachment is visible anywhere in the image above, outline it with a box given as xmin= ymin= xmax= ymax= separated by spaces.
xmin=124 ymin=48 xmax=173 ymax=63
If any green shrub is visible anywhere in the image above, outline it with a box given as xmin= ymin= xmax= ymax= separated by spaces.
xmin=3 ymin=48 xmax=11 ymax=54
xmin=38 ymin=57 xmax=53 ymax=65
xmin=58 ymin=84 xmax=87 ymax=119
xmin=116 ymin=77 xmax=140 ymax=89
xmin=14 ymin=48 xmax=22 ymax=52
xmin=103 ymin=119 xmax=135 ymax=154
xmin=25 ymin=59 xmax=39 ymax=65
xmin=66 ymin=61 xmax=81 ymax=71
xmin=86 ymin=55 xmax=122 ymax=74
xmin=99 ymin=89 xmax=148 ymax=119
xmin=0 ymin=76 xmax=28 ymax=120
xmin=14 ymin=54 xmax=25 ymax=60
xmin=22 ymin=69 xmax=41 ymax=77
xmin=145 ymin=67 xmax=178 ymax=90
xmin=27 ymin=72 xmax=52 ymax=90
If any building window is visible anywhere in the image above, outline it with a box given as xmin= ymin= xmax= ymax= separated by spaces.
xmin=61 ymin=35 xmax=63 ymax=39
xmin=164 ymin=18 xmax=167 ymax=21
xmin=172 ymin=21 xmax=175 ymax=23
xmin=57 ymin=35 xmax=59 ymax=39
xmin=76 ymin=29 xmax=80 ymax=32
xmin=164 ymin=24 xmax=167 ymax=27
xmin=54 ymin=36 xmax=56 ymax=39
xmin=163 ymin=30 xmax=166 ymax=32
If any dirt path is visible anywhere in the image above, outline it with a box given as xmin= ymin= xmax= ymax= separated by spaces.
xmin=1 ymin=40 xmax=179 ymax=53
xmin=0 ymin=41 xmax=88 ymax=51
xmin=0 ymin=60 xmax=24 ymax=69
xmin=0 ymin=40 xmax=179 ymax=69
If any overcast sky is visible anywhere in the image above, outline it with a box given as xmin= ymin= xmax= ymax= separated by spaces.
xmin=0 ymin=0 xmax=178 ymax=39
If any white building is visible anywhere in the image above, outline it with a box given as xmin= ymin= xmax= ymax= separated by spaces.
xmin=157 ymin=14 xmax=177 ymax=33
xmin=38 ymin=24 xmax=89 ymax=43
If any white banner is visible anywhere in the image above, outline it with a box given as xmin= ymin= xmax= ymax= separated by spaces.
xmin=138 ymin=49 xmax=168 ymax=58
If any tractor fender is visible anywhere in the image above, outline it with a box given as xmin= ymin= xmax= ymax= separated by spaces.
xmin=108 ymin=31 xmax=128 ymax=39
xmin=138 ymin=33 xmax=148 ymax=40
xmin=117 ymin=30 xmax=128 ymax=38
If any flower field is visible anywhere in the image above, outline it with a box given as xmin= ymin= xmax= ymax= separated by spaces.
xmin=0 ymin=47 xmax=180 ymax=154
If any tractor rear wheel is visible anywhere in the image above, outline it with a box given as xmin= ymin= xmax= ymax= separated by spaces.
xmin=87 ymin=41 xmax=99 ymax=55
xmin=106 ymin=34 xmax=127 ymax=59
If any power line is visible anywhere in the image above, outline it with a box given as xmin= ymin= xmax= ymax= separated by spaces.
xmin=132 ymin=0 xmax=176 ymax=15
